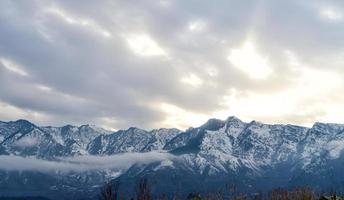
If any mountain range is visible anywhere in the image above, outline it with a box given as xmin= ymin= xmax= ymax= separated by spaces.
xmin=1 ymin=117 xmax=344 ymax=199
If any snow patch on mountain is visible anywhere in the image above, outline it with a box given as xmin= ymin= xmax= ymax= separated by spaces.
xmin=14 ymin=136 xmax=38 ymax=147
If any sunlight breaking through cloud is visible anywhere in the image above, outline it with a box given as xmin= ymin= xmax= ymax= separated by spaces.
xmin=188 ymin=20 xmax=206 ymax=32
xmin=0 ymin=58 xmax=28 ymax=76
xmin=44 ymin=7 xmax=112 ymax=38
xmin=159 ymin=102 xmax=209 ymax=129
xmin=320 ymin=8 xmax=342 ymax=21
xmin=180 ymin=74 xmax=203 ymax=87
xmin=227 ymin=41 xmax=272 ymax=79
xmin=1 ymin=1 xmax=344 ymax=129
xmin=126 ymin=34 xmax=165 ymax=56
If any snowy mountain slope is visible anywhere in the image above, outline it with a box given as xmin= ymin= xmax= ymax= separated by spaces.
xmin=162 ymin=117 xmax=309 ymax=175
xmin=0 ymin=120 xmax=111 ymax=158
xmin=1 ymin=117 xmax=344 ymax=199
xmin=87 ymin=127 xmax=180 ymax=154
xmin=114 ymin=117 xmax=344 ymax=195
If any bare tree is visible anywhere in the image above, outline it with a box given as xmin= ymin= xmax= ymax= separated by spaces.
xmin=137 ymin=178 xmax=152 ymax=200
xmin=99 ymin=181 xmax=120 ymax=200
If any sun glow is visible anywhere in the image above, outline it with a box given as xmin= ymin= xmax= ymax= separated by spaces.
xmin=218 ymin=51 xmax=344 ymax=126
xmin=188 ymin=20 xmax=206 ymax=32
xmin=228 ymin=41 xmax=272 ymax=79
xmin=158 ymin=103 xmax=209 ymax=129
xmin=321 ymin=8 xmax=342 ymax=21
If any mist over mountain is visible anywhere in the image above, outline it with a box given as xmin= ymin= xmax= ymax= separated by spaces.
xmin=1 ymin=117 xmax=344 ymax=199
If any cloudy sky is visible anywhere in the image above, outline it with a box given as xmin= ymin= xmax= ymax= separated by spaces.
xmin=0 ymin=0 xmax=344 ymax=130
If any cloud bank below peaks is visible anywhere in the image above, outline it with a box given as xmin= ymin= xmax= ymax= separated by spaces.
xmin=0 ymin=151 xmax=175 ymax=173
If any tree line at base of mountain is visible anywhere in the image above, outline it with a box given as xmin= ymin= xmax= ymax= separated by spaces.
xmin=99 ymin=178 xmax=344 ymax=200
xmin=1 ymin=179 xmax=343 ymax=200
xmin=0 ymin=197 xmax=50 ymax=200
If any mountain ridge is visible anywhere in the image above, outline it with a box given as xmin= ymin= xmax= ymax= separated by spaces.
xmin=1 ymin=116 xmax=344 ymax=199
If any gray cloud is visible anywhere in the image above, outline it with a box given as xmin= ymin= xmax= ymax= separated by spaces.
xmin=0 ymin=152 xmax=174 ymax=173
xmin=0 ymin=0 xmax=344 ymax=129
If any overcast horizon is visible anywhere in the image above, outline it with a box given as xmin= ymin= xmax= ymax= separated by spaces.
xmin=1 ymin=0 xmax=344 ymax=130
